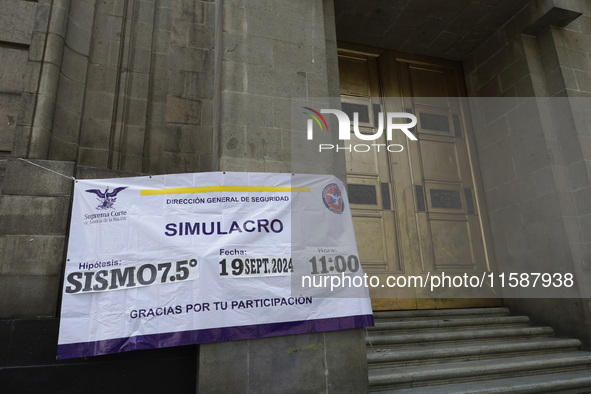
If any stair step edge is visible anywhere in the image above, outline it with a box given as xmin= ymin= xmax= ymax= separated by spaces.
xmin=367 ymin=338 xmax=583 ymax=363
xmin=373 ymin=307 xmax=510 ymax=319
xmin=368 ymin=352 xmax=591 ymax=386
xmin=371 ymin=369 xmax=591 ymax=394
xmin=367 ymin=326 xmax=554 ymax=345
xmin=369 ymin=316 xmax=530 ymax=331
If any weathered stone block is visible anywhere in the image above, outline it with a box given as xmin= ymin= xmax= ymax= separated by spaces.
xmin=47 ymin=0 xmax=68 ymax=38
xmin=89 ymin=38 xmax=120 ymax=67
xmin=572 ymin=186 xmax=591 ymax=215
xmin=120 ymin=153 xmax=143 ymax=173
xmin=520 ymin=191 xmax=564 ymax=225
xmin=121 ymin=125 xmax=146 ymax=155
xmin=220 ymin=125 xmax=245 ymax=158
xmin=188 ymin=22 xmax=215 ymax=50
xmin=223 ymin=33 xmax=274 ymax=67
xmin=172 ymin=0 xmax=205 ymax=24
xmin=51 ymin=104 xmax=82 ymax=144
xmin=65 ymin=19 xmax=93 ymax=58
xmin=130 ymin=46 xmax=152 ymax=74
xmin=498 ymin=177 xmax=537 ymax=207
xmin=21 ymin=61 xmax=42 ymax=97
xmin=166 ymin=96 xmax=201 ymax=125
xmin=514 ymin=75 xmax=537 ymax=96
xmin=273 ymin=98 xmax=291 ymax=130
xmin=125 ymin=98 xmax=148 ymax=127
xmin=128 ymin=72 xmax=150 ymax=100
xmin=48 ymin=135 xmax=79 ymax=162
xmin=274 ymin=41 xmax=324 ymax=75
xmin=0 ymin=0 xmax=37 ymax=45
xmin=0 ymin=275 xmax=59 ymax=318
xmin=2 ymin=159 xmax=74 ymax=196
xmin=219 ymin=156 xmax=265 ymax=172
xmin=171 ymin=20 xmax=189 ymax=46
xmin=61 ymin=46 xmax=89 ymax=84
xmin=249 ymin=333 xmax=327 ymax=394
xmin=0 ymin=48 xmax=28 ymax=94
xmin=522 ymin=0 xmax=584 ymax=36
xmin=198 ymin=329 xmax=367 ymax=394
xmin=222 ymin=4 xmax=246 ymax=36
xmin=478 ymin=145 xmax=517 ymax=187
xmin=221 ymin=60 xmax=245 ymax=93
xmin=199 ymin=152 xmax=212 ymax=171
xmin=55 ymin=74 xmax=85 ymax=115
xmin=79 ymin=118 xmax=111 ymax=150
xmin=170 ymin=45 xmax=204 ymax=72
xmin=179 ymin=125 xmax=212 ymax=153
xmin=514 ymin=142 xmax=552 ymax=178
xmin=86 ymin=64 xmax=118 ymax=93
xmin=545 ymin=67 xmax=567 ymax=96
xmin=0 ymin=94 xmax=22 ymax=152
xmin=153 ymin=29 xmax=171 ymax=55
xmin=75 ymin=165 xmax=143 ymax=180
xmin=0 ymin=195 xmax=70 ymax=235
xmin=198 ymin=339 xmax=249 ymax=394
xmin=499 ymin=56 xmax=530 ymax=91
xmin=244 ymin=126 xmax=284 ymax=161
xmin=83 ymin=91 xmax=115 ymax=121
xmin=167 ymin=69 xmax=186 ymax=97
xmin=325 ymin=328 xmax=368 ymax=394
xmin=184 ymin=60 xmax=215 ymax=99
xmin=0 ymin=235 xmax=65 ymax=276
xmin=200 ymin=99 xmax=214 ymax=128
xmin=566 ymin=160 xmax=591 ymax=190
xmin=221 ymin=92 xmax=274 ymax=128
xmin=77 ymin=147 xmax=109 ymax=168
xmin=28 ymin=125 xmax=52 ymax=159
xmin=575 ymin=70 xmax=591 ymax=92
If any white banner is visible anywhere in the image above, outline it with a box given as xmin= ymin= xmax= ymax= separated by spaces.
xmin=57 ymin=172 xmax=373 ymax=359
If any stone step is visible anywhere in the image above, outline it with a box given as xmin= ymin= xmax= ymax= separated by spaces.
xmin=366 ymin=326 xmax=554 ymax=348
xmin=368 ymin=352 xmax=591 ymax=391
xmin=367 ymin=337 xmax=581 ymax=368
xmin=373 ymin=370 xmax=591 ymax=393
xmin=373 ymin=307 xmax=510 ymax=322
xmin=369 ymin=315 xmax=529 ymax=334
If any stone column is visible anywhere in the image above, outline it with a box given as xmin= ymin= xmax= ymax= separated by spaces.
xmin=463 ymin=0 xmax=591 ymax=348
xmin=198 ymin=1 xmax=369 ymax=393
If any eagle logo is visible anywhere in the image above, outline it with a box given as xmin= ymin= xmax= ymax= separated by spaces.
xmin=85 ymin=186 xmax=128 ymax=210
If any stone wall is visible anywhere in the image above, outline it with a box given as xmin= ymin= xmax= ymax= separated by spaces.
xmin=0 ymin=0 xmax=38 ymax=156
xmin=0 ymin=1 xmax=368 ymax=393
xmin=11 ymin=0 xmax=216 ymax=175
xmin=198 ymin=2 xmax=368 ymax=393
xmin=463 ymin=0 xmax=591 ymax=347
xmin=218 ymin=0 xmax=341 ymax=173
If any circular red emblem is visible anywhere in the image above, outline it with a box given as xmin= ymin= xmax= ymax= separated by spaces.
xmin=322 ymin=183 xmax=344 ymax=214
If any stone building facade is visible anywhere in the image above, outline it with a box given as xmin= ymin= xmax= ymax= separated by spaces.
xmin=2 ymin=0 xmax=591 ymax=392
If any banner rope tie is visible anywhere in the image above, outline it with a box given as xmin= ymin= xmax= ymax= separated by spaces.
xmin=17 ymin=158 xmax=76 ymax=181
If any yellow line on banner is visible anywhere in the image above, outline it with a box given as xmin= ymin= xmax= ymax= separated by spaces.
xmin=140 ymin=186 xmax=311 ymax=196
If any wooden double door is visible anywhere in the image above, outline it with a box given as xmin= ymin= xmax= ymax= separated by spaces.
xmin=338 ymin=44 xmax=500 ymax=310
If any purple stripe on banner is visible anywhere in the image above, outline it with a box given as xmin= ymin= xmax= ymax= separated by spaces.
xmin=57 ymin=314 xmax=374 ymax=360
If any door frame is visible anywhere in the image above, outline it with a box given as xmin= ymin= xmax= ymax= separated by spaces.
xmin=337 ymin=41 xmax=501 ymax=310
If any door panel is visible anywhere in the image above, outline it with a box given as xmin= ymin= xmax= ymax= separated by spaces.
xmin=338 ymin=44 xmax=500 ymax=310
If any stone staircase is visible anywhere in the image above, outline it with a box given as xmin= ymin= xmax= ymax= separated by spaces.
xmin=366 ymin=307 xmax=591 ymax=393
